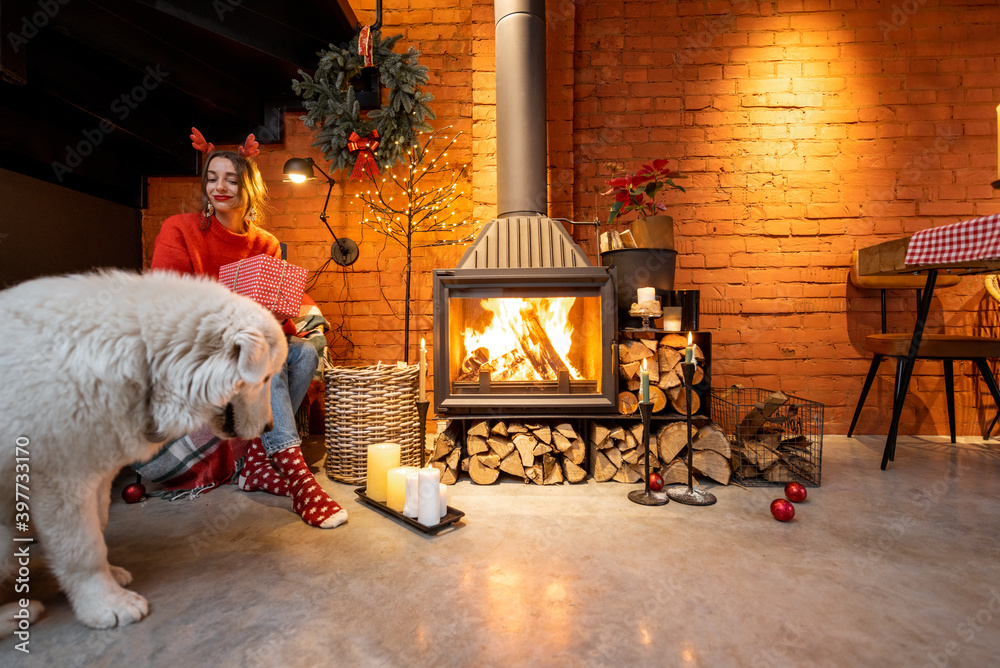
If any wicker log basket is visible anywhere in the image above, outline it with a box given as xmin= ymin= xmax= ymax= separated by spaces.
xmin=323 ymin=364 xmax=422 ymax=484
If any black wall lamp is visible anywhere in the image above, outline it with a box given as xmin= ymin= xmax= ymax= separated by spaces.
xmin=283 ymin=157 xmax=359 ymax=266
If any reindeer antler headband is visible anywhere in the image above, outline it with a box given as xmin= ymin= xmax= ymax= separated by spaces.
xmin=190 ymin=127 xmax=259 ymax=158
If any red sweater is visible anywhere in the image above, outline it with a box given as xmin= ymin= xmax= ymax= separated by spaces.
xmin=150 ymin=213 xmax=281 ymax=278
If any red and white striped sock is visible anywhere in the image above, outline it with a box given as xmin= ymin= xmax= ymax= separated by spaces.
xmin=271 ymin=446 xmax=348 ymax=529
xmin=238 ymin=439 xmax=290 ymax=496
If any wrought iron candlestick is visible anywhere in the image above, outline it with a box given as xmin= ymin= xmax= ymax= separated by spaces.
xmin=667 ymin=361 xmax=717 ymax=506
xmin=628 ymin=401 xmax=668 ymax=506
xmin=416 ymin=400 xmax=430 ymax=467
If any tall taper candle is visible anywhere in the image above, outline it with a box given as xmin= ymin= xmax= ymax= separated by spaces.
xmin=641 ymin=358 xmax=650 ymax=403
xmin=419 ymin=338 xmax=427 ymax=401
xmin=685 ymin=331 xmax=694 ymax=364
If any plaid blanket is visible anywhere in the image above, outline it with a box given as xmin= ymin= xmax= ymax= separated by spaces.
xmin=132 ymin=297 xmax=330 ymax=499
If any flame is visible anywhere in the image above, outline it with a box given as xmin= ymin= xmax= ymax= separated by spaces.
xmin=461 ymin=297 xmax=583 ymax=381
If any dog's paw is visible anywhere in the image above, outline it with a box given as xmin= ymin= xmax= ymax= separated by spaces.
xmin=109 ymin=565 xmax=133 ymax=586
xmin=74 ymin=585 xmax=149 ymax=629
xmin=0 ymin=601 xmax=44 ymax=638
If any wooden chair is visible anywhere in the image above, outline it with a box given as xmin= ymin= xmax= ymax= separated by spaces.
xmin=847 ymin=251 xmax=1000 ymax=446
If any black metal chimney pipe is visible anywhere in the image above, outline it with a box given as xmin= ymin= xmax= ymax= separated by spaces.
xmin=495 ymin=0 xmax=547 ymax=218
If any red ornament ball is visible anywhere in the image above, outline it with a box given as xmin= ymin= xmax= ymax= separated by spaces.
xmin=784 ymin=482 xmax=807 ymax=503
xmin=770 ymin=498 xmax=795 ymax=522
xmin=649 ymin=473 xmax=664 ymax=492
xmin=122 ymin=483 xmax=146 ymax=504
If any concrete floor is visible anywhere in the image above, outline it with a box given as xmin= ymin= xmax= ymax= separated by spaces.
xmin=3 ymin=434 xmax=999 ymax=667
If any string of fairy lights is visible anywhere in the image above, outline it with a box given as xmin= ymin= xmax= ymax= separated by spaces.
xmin=354 ymin=127 xmax=477 ymax=248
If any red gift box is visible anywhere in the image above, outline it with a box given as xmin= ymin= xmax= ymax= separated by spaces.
xmin=218 ymin=254 xmax=306 ymax=320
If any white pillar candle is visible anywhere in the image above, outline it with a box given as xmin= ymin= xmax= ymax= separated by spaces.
xmin=419 ymin=338 xmax=427 ymax=401
xmin=637 ymin=286 xmax=655 ymax=303
xmin=403 ymin=471 xmax=421 ymax=518
xmin=366 ymin=442 xmax=400 ymax=503
xmin=417 ymin=466 xmax=442 ymax=526
xmin=439 ymin=483 xmax=448 ymax=519
xmin=387 ymin=466 xmax=419 ymax=512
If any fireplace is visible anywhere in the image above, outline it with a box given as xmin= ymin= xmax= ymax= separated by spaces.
xmin=433 ymin=217 xmax=618 ymax=416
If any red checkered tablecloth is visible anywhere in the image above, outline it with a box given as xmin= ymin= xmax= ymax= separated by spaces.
xmin=904 ymin=213 xmax=1000 ymax=266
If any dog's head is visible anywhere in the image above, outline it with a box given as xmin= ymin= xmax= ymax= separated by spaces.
xmin=201 ymin=309 xmax=288 ymax=441
xmin=144 ymin=288 xmax=289 ymax=443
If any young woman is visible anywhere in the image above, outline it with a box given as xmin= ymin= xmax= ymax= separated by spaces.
xmin=150 ymin=148 xmax=347 ymax=529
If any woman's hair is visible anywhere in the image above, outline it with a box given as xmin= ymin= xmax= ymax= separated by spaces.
xmin=199 ymin=150 xmax=268 ymax=232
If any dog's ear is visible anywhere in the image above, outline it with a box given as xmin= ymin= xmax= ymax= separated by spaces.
xmin=232 ymin=327 xmax=271 ymax=384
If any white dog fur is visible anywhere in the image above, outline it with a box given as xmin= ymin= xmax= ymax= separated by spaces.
xmin=0 ymin=270 xmax=287 ymax=632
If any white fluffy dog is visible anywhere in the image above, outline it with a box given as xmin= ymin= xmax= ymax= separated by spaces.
xmin=0 ymin=270 xmax=287 ymax=632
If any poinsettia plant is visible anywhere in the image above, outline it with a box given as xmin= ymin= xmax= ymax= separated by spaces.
xmin=604 ymin=158 xmax=684 ymax=224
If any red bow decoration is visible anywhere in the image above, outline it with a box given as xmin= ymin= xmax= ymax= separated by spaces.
xmin=347 ymin=130 xmax=380 ymax=180
xmin=359 ymin=26 xmax=374 ymax=67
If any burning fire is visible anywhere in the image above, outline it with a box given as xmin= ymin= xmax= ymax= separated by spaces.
xmin=459 ymin=297 xmax=583 ymax=381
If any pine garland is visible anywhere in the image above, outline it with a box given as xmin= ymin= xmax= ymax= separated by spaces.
xmin=292 ymin=31 xmax=436 ymax=174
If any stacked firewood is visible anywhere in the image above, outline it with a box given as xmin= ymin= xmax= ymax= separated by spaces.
xmin=429 ymin=419 xmax=588 ymax=485
xmin=588 ymin=419 xmax=732 ymax=486
xmin=617 ymin=334 xmax=705 ymax=415
xmin=729 ymin=390 xmax=818 ymax=482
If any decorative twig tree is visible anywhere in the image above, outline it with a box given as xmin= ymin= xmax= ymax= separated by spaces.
xmin=354 ymin=128 xmax=475 ymax=361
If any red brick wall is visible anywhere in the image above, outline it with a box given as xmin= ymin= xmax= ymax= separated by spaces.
xmin=144 ymin=0 xmax=1000 ymax=436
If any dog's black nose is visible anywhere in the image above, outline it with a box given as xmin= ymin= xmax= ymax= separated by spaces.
xmin=264 ymin=421 xmax=274 ymax=432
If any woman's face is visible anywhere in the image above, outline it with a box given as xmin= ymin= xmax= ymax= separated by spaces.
xmin=205 ymin=156 xmax=241 ymax=216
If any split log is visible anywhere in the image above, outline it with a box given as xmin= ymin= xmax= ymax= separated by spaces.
xmin=467 ymin=434 xmax=489 ymax=456
xmin=618 ymin=391 xmax=639 ymax=415
xmin=564 ymin=438 xmax=586 ymax=465
xmin=500 ymin=451 xmax=526 ymax=478
xmin=656 ymin=422 xmax=688 ymax=462
xmin=613 ymin=462 xmax=641 ymax=483
xmin=517 ymin=303 xmax=567 ymax=378
xmin=532 ymin=441 xmax=554 ymax=456
xmin=668 ymin=386 xmax=701 ymax=415
xmin=542 ymin=454 xmax=564 ymax=484
xmin=737 ymin=390 xmax=789 ymax=439
xmin=693 ymin=423 xmax=731 ymax=459
xmin=507 ymin=422 xmax=529 ymax=434
xmin=555 ymin=423 xmax=578 ymax=440
xmin=457 ymin=347 xmax=489 ymax=381
xmin=445 ymin=448 xmax=460 ymax=471
xmin=525 ymin=463 xmax=543 ymax=484
xmin=590 ymin=422 xmax=611 ymax=449
xmin=657 ymin=367 xmax=681 ymax=390
xmin=431 ymin=421 xmax=460 ymax=461
xmin=621 ymin=361 xmax=641 ymax=381
xmin=659 ymin=333 xmax=688 ymax=349
xmin=692 ymin=450 xmax=731 ymax=485
xmin=592 ymin=448 xmax=616 ymax=482
xmin=468 ymin=420 xmax=490 ymax=438
xmin=660 ymin=459 xmax=689 ymax=486
xmin=620 ymin=340 xmax=655 ymax=364
xmin=470 ymin=455 xmax=500 ymax=484
xmin=552 ymin=430 xmax=572 ymax=453
xmin=533 ymin=424 xmax=552 ymax=445
xmin=562 ymin=458 xmax=587 ymax=483
xmin=650 ymin=386 xmax=668 ymax=413
xmin=488 ymin=434 xmax=515 ymax=459
xmin=513 ymin=433 xmax=537 ymax=468
xmin=490 ymin=421 xmax=509 ymax=437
